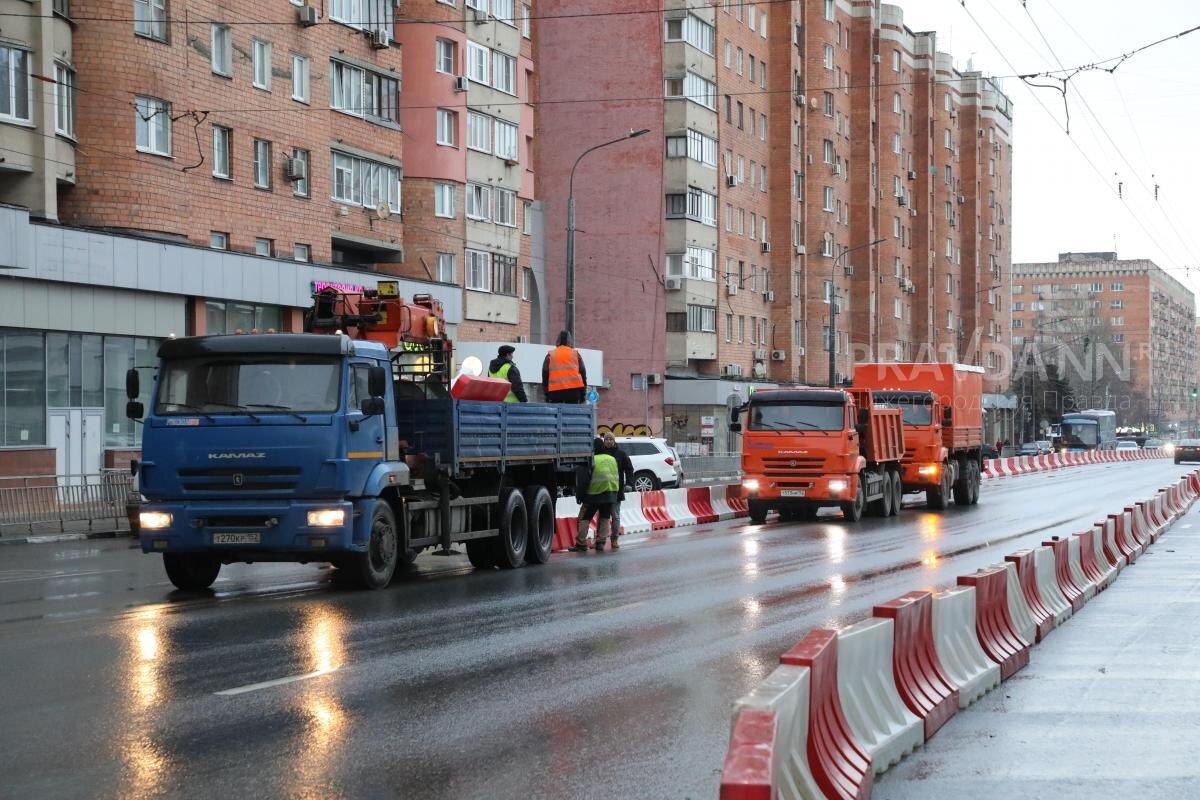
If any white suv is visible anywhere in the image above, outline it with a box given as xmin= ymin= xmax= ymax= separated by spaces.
xmin=615 ymin=437 xmax=683 ymax=492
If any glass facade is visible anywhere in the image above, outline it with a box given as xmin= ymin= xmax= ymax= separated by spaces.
xmin=205 ymin=301 xmax=282 ymax=334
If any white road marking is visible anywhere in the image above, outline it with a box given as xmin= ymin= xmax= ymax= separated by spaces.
xmin=587 ymin=600 xmax=646 ymax=618
xmin=214 ymin=669 xmax=338 ymax=696
xmin=0 ymin=569 xmax=119 ymax=585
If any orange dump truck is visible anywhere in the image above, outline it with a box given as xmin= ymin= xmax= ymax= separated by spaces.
xmin=852 ymin=362 xmax=984 ymax=510
xmin=731 ymin=387 xmax=905 ymax=524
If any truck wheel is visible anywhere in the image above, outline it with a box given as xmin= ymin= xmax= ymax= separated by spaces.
xmin=952 ymin=459 xmax=971 ymax=505
xmin=867 ymin=473 xmax=891 ymax=517
xmin=465 ymin=539 xmax=496 ymax=569
xmin=968 ymin=461 xmax=982 ymax=505
xmin=493 ymin=488 xmax=528 ymax=569
xmin=748 ymin=500 xmax=769 ymax=525
xmin=926 ymin=467 xmax=950 ymax=510
xmin=163 ymin=553 xmax=221 ymax=591
xmin=524 ymin=486 xmax=554 ymax=565
xmin=889 ymin=472 xmax=903 ymax=516
xmin=350 ymin=501 xmax=399 ymax=589
xmin=841 ymin=476 xmax=865 ymax=522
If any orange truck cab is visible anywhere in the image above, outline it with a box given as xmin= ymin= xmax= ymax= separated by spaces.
xmin=852 ymin=362 xmax=984 ymax=510
xmin=731 ymin=387 xmax=905 ymax=524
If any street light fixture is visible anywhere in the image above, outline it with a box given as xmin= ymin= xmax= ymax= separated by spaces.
xmin=565 ymin=128 xmax=651 ymax=342
xmin=828 ymin=238 xmax=886 ymax=388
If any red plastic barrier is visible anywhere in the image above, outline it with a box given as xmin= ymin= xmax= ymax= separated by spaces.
xmin=725 ymin=484 xmax=750 ymax=514
xmin=686 ymin=486 xmax=719 ymax=524
xmin=719 ymin=708 xmax=776 ymax=800
xmin=1135 ymin=501 xmax=1160 ymax=543
xmin=553 ymin=517 xmax=578 ymax=552
xmin=1124 ymin=505 xmax=1151 ymax=550
xmin=873 ymin=591 xmax=959 ymax=740
xmin=449 ymin=373 xmax=512 ymax=401
xmin=1004 ymin=550 xmax=1054 ymax=642
xmin=1106 ymin=513 xmax=1135 ymax=566
xmin=640 ymin=490 xmax=675 ymax=531
xmin=1042 ymin=537 xmax=1086 ymax=612
xmin=957 ymin=567 xmax=1031 ymax=680
xmin=781 ymin=630 xmax=873 ymax=800
xmin=1074 ymin=530 xmax=1107 ymax=591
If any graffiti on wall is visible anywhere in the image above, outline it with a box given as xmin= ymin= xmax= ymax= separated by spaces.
xmin=597 ymin=423 xmax=653 ymax=438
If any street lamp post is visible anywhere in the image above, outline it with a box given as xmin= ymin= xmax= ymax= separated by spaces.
xmin=565 ymin=128 xmax=650 ymax=342
xmin=827 ymin=238 xmax=886 ymax=388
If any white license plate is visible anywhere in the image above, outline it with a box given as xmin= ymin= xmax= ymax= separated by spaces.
xmin=213 ymin=532 xmax=261 ymax=545
xmin=781 ymin=489 xmax=806 ymax=497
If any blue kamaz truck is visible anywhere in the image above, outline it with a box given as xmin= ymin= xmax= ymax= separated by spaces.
xmin=127 ymin=282 xmax=593 ymax=590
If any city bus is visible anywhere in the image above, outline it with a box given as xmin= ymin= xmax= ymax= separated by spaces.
xmin=1059 ymin=409 xmax=1117 ymax=451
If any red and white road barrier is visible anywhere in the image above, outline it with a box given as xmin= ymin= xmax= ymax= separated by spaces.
xmin=720 ymin=468 xmax=1200 ymax=799
xmin=981 ymin=446 xmax=1169 ymax=482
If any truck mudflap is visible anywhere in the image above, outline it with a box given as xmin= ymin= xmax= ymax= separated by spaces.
xmin=137 ymin=500 xmax=360 ymax=556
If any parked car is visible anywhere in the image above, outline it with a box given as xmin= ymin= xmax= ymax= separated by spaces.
xmin=1116 ymin=440 xmax=1140 ymax=452
xmin=615 ymin=437 xmax=683 ymax=491
xmin=1173 ymin=439 xmax=1200 ymax=464
xmin=1144 ymin=437 xmax=1165 ymax=449
xmin=981 ymin=443 xmax=999 ymax=460
xmin=1018 ymin=442 xmax=1041 ymax=456
xmin=1035 ymin=440 xmax=1053 ymax=454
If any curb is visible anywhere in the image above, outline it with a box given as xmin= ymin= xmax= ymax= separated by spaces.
xmin=0 ymin=529 xmax=130 ymax=546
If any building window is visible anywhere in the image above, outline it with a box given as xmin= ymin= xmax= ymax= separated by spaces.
xmin=492 ymin=255 xmax=517 ymax=295
xmin=435 ymin=183 xmax=456 ymax=218
xmin=331 ymin=151 xmax=401 ymax=211
xmin=134 ymin=0 xmax=168 ymax=41
xmin=1111 ymin=316 xmax=1124 ymax=326
xmin=687 ymin=247 xmax=716 ymax=281
xmin=495 ymin=188 xmax=516 ymax=226
xmin=294 ymin=244 xmax=310 ymax=262
xmin=211 ymin=24 xmax=232 ymax=76
xmin=252 ymin=139 xmax=271 ymax=189
xmin=1111 ymin=299 xmax=1124 ymax=309
xmin=894 ymin=298 xmax=902 ymax=319
xmin=684 ymin=129 xmax=717 ymax=167
xmin=292 ymin=55 xmax=310 ymax=103
xmin=330 ymin=61 xmax=399 ymax=125
xmin=522 ymin=200 xmax=533 ymax=234
xmin=665 ymin=13 xmax=715 ymax=55
xmin=291 ymin=148 xmax=309 ymax=197
xmin=522 ymin=4 xmax=532 ymax=38
xmin=892 ymin=50 xmax=900 ymax=71
xmin=683 ymin=305 xmax=716 ymax=333
xmin=212 ymin=125 xmax=231 ymax=178
xmin=467 ymin=42 xmax=489 ymax=84
xmin=134 ymin=96 xmax=171 ymax=156
xmin=436 ymin=39 xmax=456 ymax=74
xmin=493 ymin=0 xmax=516 ymax=26
xmin=467 ymin=249 xmax=491 ymax=290
xmin=823 ymin=139 xmax=834 ymax=163
xmin=824 ymin=0 xmax=834 ymax=20
xmin=252 ymin=40 xmax=272 ymax=90
xmin=437 ymin=108 xmax=458 ymax=146
xmin=209 ymin=232 xmax=228 ymax=249
xmin=687 ymin=186 xmax=717 ymax=226
xmin=53 ymin=63 xmax=75 ymax=137
xmin=683 ymin=72 xmax=716 ymax=110
xmin=1111 ymin=282 xmax=1124 ymax=291
xmin=0 ymin=47 xmax=31 ymax=124
xmin=466 ymin=182 xmax=491 ymax=220
xmin=824 ymin=92 xmax=834 ymax=116
xmin=329 ymin=0 xmax=394 ymax=41
xmin=822 ymin=186 xmax=834 ymax=212
xmin=436 ymin=252 xmax=455 ymax=283
xmin=823 ymin=43 xmax=834 ymax=69
xmin=493 ymin=51 xmax=516 ymax=94
xmin=467 ymin=110 xmax=491 ymax=152
xmin=494 ymin=119 xmax=519 ymax=161
xmin=205 ymin=301 xmax=282 ymax=336
xmin=255 ymin=238 xmax=273 ymax=256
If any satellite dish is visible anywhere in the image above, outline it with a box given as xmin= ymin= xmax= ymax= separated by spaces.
xmin=376 ymin=203 xmax=392 ymax=221
xmin=460 ymin=355 xmax=484 ymax=377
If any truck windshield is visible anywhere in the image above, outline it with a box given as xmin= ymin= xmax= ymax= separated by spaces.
xmin=748 ymin=402 xmax=844 ymax=432
xmin=155 ymin=356 xmax=341 ymax=415
xmin=872 ymin=392 xmax=933 ymax=426
xmin=1060 ymin=421 xmax=1098 ymax=448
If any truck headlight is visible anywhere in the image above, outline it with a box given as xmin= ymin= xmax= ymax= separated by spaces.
xmin=139 ymin=511 xmax=173 ymax=530
xmin=918 ymin=464 xmax=940 ymax=477
xmin=828 ymin=479 xmax=848 ymax=493
xmin=742 ymin=479 xmax=760 ymax=491
xmin=307 ymin=508 xmax=346 ymax=527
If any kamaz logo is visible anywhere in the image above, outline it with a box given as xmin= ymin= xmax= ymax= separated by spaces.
xmin=208 ymin=452 xmax=267 ymax=460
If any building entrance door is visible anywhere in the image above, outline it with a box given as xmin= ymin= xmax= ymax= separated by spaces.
xmin=48 ymin=408 xmax=104 ymax=485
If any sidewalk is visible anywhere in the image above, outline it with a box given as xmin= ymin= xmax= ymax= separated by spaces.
xmin=875 ymin=505 xmax=1200 ymax=799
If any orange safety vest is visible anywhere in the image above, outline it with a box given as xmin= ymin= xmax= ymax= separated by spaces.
xmin=547 ymin=345 xmax=585 ymax=391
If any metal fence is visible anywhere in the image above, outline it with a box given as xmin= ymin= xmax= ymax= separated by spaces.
xmin=679 ymin=455 xmax=742 ymax=485
xmin=0 ymin=472 xmax=135 ymax=537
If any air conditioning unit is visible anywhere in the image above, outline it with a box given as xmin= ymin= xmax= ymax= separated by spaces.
xmin=771 ymin=349 xmax=786 ymax=361
xmin=897 ymin=195 xmax=907 ymax=206
xmin=805 ymin=153 xmax=813 ymax=165
xmin=369 ymin=28 xmax=390 ymax=48
xmin=722 ymin=364 xmax=744 ymax=378
xmin=949 ymin=110 xmax=957 ymax=119
xmin=909 ymin=207 xmax=917 ymax=218
xmin=298 ymin=5 xmax=319 ymax=26
xmin=753 ymin=348 xmax=768 ymax=361
xmin=993 ymin=142 xmax=1001 ymax=152
xmin=872 ymin=54 xmax=882 ymax=63
xmin=665 ymin=276 xmax=683 ymax=291
xmin=284 ymin=156 xmax=307 ymax=182
xmin=832 ymin=163 xmax=842 ymax=175
xmin=454 ymin=76 xmax=469 ymax=92
xmin=472 ymin=7 xmax=487 ymax=23
xmin=765 ymin=290 xmax=775 ymax=302
xmin=645 ymin=373 xmax=663 ymax=385
xmin=797 ymin=346 xmax=805 ymax=356
xmin=760 ymin=241 xmax=771 ymax=253
xmin=794 ymin=93 xmax=806 ymax=107
xmin=957 ymin=194 xmax=965 ymax=205
xmin=727 ymin=282 xmax=739 ymax=296
xmin=752 ymin=362 xmax=767 ymax=379
xmin=726 ymin=174 xmax=738 ymax=187
xmin=794 ymin=244 xmax=806 ymax=255
xmin=907 ymin=170 xmax=917 ymax=180
xmin=948 ymin=216 xmax=956 ymax=228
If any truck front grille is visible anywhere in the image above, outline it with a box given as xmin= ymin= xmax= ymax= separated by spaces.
xmin=177 ymin=466 xmax=301 ymax=492
xmin=761 ymin=456 xmax=827 ymax=478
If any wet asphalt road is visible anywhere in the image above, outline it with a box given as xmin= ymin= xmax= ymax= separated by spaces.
xmin=0 ymin=460 xmax=1191 ymax=800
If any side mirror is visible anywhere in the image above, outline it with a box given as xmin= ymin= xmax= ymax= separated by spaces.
xmin=359 ymin=397 xmax=386 ymax=417
xmin=125 ymin=368 xmax=140 ymax=400
xmin=126 ymin=400 xmax=145 ymax=420
xmin=729 ymin=421 xmax=742 ymax=433
xmin=942 ymin=406 xmax=953 ymax=426
xmin=367 ymin=365 xmax=388 ymax=398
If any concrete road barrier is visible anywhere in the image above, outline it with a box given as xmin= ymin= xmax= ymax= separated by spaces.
xmin=930 ymin=586 xmax=1001 ymax=708
xmin=1033 ymin=545 xmax=1074 ymax=626
xmin=873 ymin=591 xmax=958 ymax=741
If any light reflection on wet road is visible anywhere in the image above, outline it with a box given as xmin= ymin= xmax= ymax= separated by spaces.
xmin=0 ymin=461 xmax=1189 ymax=799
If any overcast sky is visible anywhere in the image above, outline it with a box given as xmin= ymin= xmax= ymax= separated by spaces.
xmin=897 ymin=0 xmax=1200 ymax=299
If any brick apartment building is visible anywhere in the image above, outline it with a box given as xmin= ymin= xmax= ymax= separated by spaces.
xmin=537 ymin=0 xmax=1014 ymax=449
xmin=0 ymin=0 xmax=569 ymax=479
xmin=1012 ymin=252 xmax=1198 ymax=429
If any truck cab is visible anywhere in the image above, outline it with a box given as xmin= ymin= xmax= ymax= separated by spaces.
xmin=732 ymin=388 xmax=904 ymax=524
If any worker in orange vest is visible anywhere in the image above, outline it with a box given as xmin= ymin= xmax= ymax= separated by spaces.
xmin=542 ymin=330 xmax=587 ymax=403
